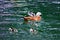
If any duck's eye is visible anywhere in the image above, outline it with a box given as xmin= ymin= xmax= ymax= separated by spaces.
xmin=40 ymin=15 xmax=42 ymax=16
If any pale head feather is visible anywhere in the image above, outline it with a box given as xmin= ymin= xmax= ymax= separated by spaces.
xmin=36 ymin=12 xmax=42 ymax=16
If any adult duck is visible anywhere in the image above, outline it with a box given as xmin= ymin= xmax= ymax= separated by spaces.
xmin=24 ymin=12 xmax=42 ymax=22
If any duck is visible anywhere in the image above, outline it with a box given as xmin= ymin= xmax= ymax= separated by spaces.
xmin=24 ymin=12 xmax=42 ymax=22
xmin=29 ymin=28 xmax=38 ymax=34
xmin=9 ymin=27 xmax=18 ymax=32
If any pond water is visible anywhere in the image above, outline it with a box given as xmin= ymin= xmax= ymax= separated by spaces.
xmin=0 ymin=0 xmax=60 ymax=40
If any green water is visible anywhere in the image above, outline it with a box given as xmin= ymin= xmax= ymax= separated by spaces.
xmin=0 ymin=0 xmax=60 ymax=40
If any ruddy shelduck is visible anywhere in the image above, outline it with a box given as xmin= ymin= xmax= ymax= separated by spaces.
xmin=24 ymin=12 xmax=42 ymax=21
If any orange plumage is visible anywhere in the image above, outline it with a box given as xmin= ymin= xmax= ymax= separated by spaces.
xmin=24 ymin=16 xmax=41 ymax=21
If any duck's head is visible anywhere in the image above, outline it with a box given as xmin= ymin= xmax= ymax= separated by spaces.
xmin=36 ymin=12 xmax=42 ymax=16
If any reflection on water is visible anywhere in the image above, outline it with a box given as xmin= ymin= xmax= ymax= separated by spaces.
xmin=0 ymin=0 xmax=60 ymax=40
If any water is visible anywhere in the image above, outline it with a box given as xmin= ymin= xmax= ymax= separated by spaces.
xmin=0 ymin=0 xmax=60 ymax=40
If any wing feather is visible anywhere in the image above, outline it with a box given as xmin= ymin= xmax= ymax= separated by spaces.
xmin=28 ymin=12 xmax=35 ymax=16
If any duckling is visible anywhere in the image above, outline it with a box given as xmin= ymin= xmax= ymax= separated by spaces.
xmin=9 ymin=27 xmax=18 ymax=32
xmin=29 ymin=28 xmax=38 ymax=34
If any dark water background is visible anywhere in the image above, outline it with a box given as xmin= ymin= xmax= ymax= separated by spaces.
xmin=0 ymin=0 xmax=60 ymax=40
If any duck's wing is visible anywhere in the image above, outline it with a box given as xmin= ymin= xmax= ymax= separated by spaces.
xmin=28 ymin=12 xmax=35 ymax=16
